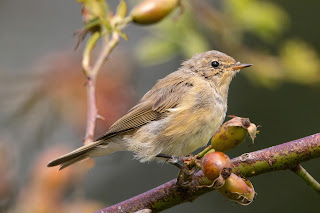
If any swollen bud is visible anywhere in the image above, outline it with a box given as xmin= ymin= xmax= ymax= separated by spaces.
xmin=201 ymin=151 xmax=232 ymax=188
xmin=130 ymin=0 xmax=179 ymax=25
xmin=217 ymin=173 xmax=256 ymax=205
xmin=211 ymin=116 xmax=258 ymax=152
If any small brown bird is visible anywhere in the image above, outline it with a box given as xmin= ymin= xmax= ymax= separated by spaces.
xmin=47 ymin=50 xmax=252 ymax=170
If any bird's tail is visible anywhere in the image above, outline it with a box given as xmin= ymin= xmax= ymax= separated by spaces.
xmin=47 ymin=141 xmax=102 ymax=170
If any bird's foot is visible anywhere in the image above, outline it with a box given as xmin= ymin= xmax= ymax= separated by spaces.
xmin=156 ymin=154 xmax=199 ymax=187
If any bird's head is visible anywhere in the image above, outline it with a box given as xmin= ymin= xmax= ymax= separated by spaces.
xmin=182 ymin=50 xmax=252 ymax=87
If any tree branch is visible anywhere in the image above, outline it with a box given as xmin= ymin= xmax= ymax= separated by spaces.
xmin=96 ymin=133 xmax=320 ymax=213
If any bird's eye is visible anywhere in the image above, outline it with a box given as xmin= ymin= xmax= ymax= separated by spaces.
xmin=211 ymin=61 xmax=220 ymax=68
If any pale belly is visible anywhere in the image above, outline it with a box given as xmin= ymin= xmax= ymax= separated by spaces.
xmin=162 ymin=105 xmax=226 ymax=157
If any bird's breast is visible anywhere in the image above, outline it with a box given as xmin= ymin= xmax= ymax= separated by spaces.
xmin=160 ymin=89 xmax=227 ymax=156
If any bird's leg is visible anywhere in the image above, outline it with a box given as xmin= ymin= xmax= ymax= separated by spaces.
xmin=156 ymin=154 xmax=189 ymax=171
xmin=156 ymin=154 xmax=199 ymax=186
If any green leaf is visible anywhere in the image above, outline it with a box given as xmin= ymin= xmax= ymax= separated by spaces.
xmin=118 ymin=30 xmax=128 ymax=40
xmin=117 ymin=0 xmax=128 ymax=18
xmin=84 ymin=17 xmax=100 ymax=31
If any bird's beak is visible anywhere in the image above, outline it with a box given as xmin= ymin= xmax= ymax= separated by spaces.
xmin=233 ymin=63 xmax=252 ymax=71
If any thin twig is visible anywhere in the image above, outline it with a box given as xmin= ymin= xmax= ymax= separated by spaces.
xmin=84 ymin=31 xmax=120 ymax=145
xmin=82 ymin=31 xmax=101 ymax=75
xmin=291 ymin=164 xmax=320 ymax=193
xmin=96 ymin=133 xmax=320 ymax=213
xmin=84 ymin=76 xmax=97 ymax=144
xmin=91 ymin=32 xmax=119 ymax=77
xmin=196 ymin=145 xmax=213 ymax=158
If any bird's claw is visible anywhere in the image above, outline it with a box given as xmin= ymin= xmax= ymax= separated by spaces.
xmin=156 ymin=154 xmax=199 ymax=186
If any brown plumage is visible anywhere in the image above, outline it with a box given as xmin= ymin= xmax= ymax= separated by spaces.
xmin=47 ymin=50 xmax=252 ymax=170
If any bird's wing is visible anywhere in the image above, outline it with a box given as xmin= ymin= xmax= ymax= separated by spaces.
xmin=96 ymin=77 xmax=191 ymax=141
xmin=105 ymin=102 xmax=163 ymax=135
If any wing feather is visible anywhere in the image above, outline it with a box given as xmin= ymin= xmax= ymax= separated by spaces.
xmin=107 ymin=103 xmax=161 ymax=134
xmin=96 ymin=73 xmax=193 ymax=141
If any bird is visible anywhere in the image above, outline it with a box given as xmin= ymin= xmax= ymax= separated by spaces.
xmin=47 ymin=50 xmax=252 ymax=170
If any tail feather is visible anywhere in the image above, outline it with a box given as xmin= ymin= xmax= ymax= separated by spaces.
xmin=47 ymin=141 xmax=102 ymax=169
xmin=58 ymin=154 xmax=88 ymax=170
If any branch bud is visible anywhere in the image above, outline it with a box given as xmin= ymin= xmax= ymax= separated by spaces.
xmin=211 ymin=116 xmax=258 ymax=151
xmin=201 ymin=151 xmax=232 ymax=188
xmin=217 ymin=173 xmax=256 ymax=205
xmin=130 ymin=0 xmax=179 ymax=25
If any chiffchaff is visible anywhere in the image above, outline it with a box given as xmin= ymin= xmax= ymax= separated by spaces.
xmin=47 ymin=50 xmax=252 ymax=170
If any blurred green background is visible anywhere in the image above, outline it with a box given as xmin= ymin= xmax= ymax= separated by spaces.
xmin=0 ymin=0 xmax=319 ymax=212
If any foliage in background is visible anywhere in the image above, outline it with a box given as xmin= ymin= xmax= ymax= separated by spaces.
xmin=137 ymin=0 xmax=320 ymax=87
